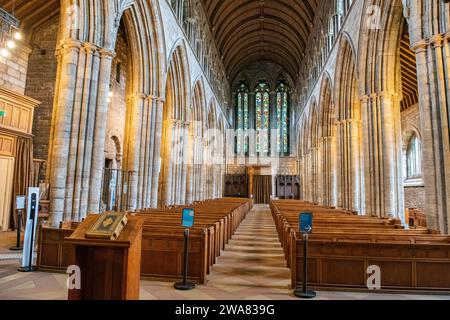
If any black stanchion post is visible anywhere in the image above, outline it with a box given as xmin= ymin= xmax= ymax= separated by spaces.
xmin=294 ymin=233 xmax=316 ymax=298
xmin=294 ymin=212 xmax=316 ymax=299
xmin=10 ymin=209 xmax=23 ymax=251
xmin=174 ymin=228 xmax=195 ymax=290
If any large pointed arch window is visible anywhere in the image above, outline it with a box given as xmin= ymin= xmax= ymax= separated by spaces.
xmin=235 ymin=83 xmax=249 ymax=154
xmin=255 ymin=81 xmax=270 ymax=153
xmin=276 ymin=82 xmax=290 ymax=154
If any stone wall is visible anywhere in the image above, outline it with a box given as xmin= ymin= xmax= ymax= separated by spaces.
xmin=26 ymin=17 xmax=59 ymax=164
xmin=226 ymin=157 xmax=297 ymax=176
xmin=0 ymin=44 xmax=31 ymax=95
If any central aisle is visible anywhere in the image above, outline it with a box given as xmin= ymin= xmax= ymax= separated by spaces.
xmin=205 ymin=204 xmax=292 ymax=298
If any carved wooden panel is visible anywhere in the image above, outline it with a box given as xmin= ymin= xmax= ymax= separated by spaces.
xmin=0 ymin=87 xmax=39 ymax=135
xmin=0 ymin=134 xmax=15 ymax=156
xmin=276 ymin=175 xmax=300 ymax=199
xmin=224 ymin=174 xmax=248 ymax=198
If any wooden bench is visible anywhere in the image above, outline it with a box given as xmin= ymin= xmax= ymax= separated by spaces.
xmin=37 ymin=198 xmax=253 ymax=285
xmin=271 ymin=200 xmax=450 ymax=293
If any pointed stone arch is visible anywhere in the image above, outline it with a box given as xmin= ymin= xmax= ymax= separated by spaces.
xmin=48 ymin=0 xmax=167 ymax=223
xmin=357 ymin=0 xmax=405 ymax=219
xmin=318 ymin=73 xmax=337 ymax=207
xmin=334 ymin=36 xmax=364 ymax=213
xmin=158 ymin=42 xmax=191 ymax=207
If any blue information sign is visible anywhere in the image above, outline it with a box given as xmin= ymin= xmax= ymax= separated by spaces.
xmin=182 ymin=208 xmax=195 ymax=228
xmin=299 ymin=212 xmax=313 ymax=234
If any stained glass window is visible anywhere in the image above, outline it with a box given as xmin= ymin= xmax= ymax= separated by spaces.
xmin=236 ymin=83 xmax=249 ymax=154
xmin=276 ymin=82 xmax=290 ymax=154
xmin=234 ymin=80 xmax=290 ymax=155
xmin=256 ymin=82 xmax=270 ymax=153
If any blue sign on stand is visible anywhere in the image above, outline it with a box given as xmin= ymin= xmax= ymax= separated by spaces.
xmin=299 ymin=212 xmax=313 ymax=234
xmin=182 ymin=208 xmax=195 ymax=228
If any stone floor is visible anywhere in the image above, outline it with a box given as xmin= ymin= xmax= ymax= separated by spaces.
xmin=0 ymin=205 xmax=449 ymax=300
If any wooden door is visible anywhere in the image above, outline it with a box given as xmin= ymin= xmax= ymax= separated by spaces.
xmin=0 ymin=156 xmax=14 ymax=231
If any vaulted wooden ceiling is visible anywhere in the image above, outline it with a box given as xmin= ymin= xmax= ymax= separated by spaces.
xmin=203 ymin=0 xmax=318 ymax=82
xmin=0 ymin=0 xmax=60 ymax=37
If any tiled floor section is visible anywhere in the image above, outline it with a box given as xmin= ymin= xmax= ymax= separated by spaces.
xmin=0 ymin=205 xmax=449 ymax=300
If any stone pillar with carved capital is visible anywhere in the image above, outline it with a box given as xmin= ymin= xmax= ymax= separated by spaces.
xmin=361 ymin=92 xmax=404 ymax=219
xmin=48 ymin=39 xmax=116 ymax=225
xmin=410 ymin=33 xmax=450 ymax=233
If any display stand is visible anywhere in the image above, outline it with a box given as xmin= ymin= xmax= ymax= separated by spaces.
xmin=65 ymin=214 xmax=144 ymax=300
xmin=294 ymin=212 xmax=316 ymax=299
xmin=174 ymin=208 xmax=196 ymax=290
xmin=174 ymin=229 xmax=196 ymax=291
xmin=293 ymin=233 xmax=316 ymax=299
xmin=10 ymin=209 xmax=23 ymax=251
xmin=18 ymin=190 xmax=39 ymax=272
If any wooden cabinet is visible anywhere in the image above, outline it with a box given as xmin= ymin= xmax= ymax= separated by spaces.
xmin=65 ymin=215 xmax=144 ymax=300
xmin=0 ymin=87 xmax=39 ymax=230
xmin=275 ymin=175 xmax=300 ymax=200
xmin=0 ymin=156 xmax=14 ymax=231
xmin=224 ymin=174 xmax=248 ymax=198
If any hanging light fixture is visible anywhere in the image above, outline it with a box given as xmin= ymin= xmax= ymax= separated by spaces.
xmin=13 ymin=31 xmax=22 ymax=40
xmin=0 ymin=47 xmax=9 ymax=57
xmin=0 ymin=1 xmax=22 ymax=60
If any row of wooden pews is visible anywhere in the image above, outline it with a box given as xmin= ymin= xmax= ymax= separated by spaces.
xmin=135 ymin=198 xmax=253 ymax=284
xmin=37 ymin=198 xmax=253 ymax=285
xmin=270 ymin=200 xmax=450 ymax=293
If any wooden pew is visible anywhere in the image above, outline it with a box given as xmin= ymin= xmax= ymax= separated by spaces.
xmin=37 ymin=198 xmax=253 ymax=285
xmin=271 ymin=200 xmax=450 ymax=292
xmin=37 ymin=222 xmax=80 ymax=271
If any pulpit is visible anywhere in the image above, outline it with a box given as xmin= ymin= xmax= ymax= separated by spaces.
xmin=65 ymin=214 xmax=144 ymax=300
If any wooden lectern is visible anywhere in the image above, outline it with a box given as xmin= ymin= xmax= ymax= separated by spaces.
xmin=65 ymin=214 xmax=144 ymax=300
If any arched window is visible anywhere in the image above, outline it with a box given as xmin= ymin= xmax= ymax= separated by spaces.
xmin=406 ymin=133 xmax=422 ymax=179
xmin=235 ymin=83 xmax=249 ymax=154
xmin=276 ymin=82 xmax=290 ymax=154
xmin=255 ymin=81 xmax=270 ymax=153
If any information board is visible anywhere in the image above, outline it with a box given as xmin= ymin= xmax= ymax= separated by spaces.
xmin=182 ymin=208 xmax=195 ymax=228
xmin=299 ymin=212 xmax=313 ymax=234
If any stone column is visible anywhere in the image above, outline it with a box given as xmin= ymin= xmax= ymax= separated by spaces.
xmin=150 ymin=98 xmax=165 ymax=208
xmin=185 ymin=123 xmax=194 ymax=204
xmin=48 ymin=39 xmax=115 ymax=226
xmin=159 ymin=118 xmax=177 ymax=207
xmin=123 ymin=93 xmax=146 ymax=211
xmin=180 ymin=121 xmax=190 ymax=204
xmin=411 ymin=34 xmax=450 ymax=233
xmin=48 ymin=40 xmax=82 ymax=226
xmin=361 ymin=93 xmax=404 ymax=219
xmin=87 ymin=49 xmax=115 ymax=213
